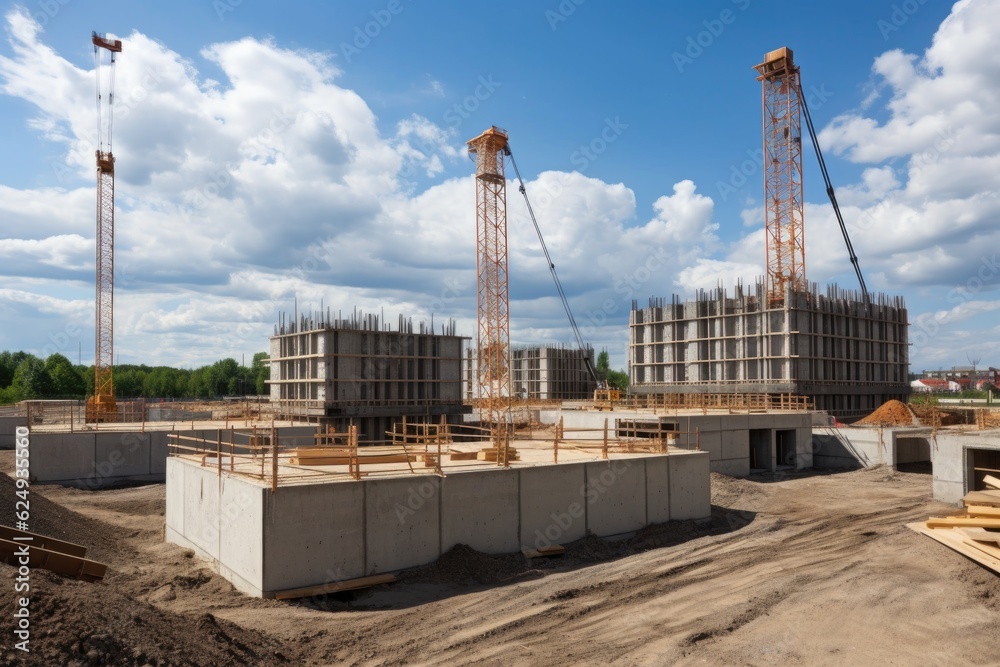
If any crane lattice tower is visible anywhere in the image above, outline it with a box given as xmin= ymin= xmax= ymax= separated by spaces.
xmin=754 ymin=46 xmax=805 ymax=306
xmin=88 ymin=32 xmax=122 ymax=423
xmin=467 ymin=126 xmax=512 ymax=465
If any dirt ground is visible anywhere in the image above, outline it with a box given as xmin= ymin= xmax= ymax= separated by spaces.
xmin=1 ymin=451 xmax=998 ymax=666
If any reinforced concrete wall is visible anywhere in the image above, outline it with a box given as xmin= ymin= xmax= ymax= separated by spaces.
xmin=165 ymin=450 xmax=711 ymax=598
xmin=538 ymin=409 xmax=813 ymax=476
xmin=24 ymin=426 xmax=318 ymax=488
xmin=465 ymin=345 xmax=596 ymax=400
xmin=0 ymin=416 xmax=27 ymax=449
xmin=628 ymin=281 xmax=909 ymax=420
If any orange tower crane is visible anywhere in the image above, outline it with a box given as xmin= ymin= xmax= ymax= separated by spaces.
xmin=87 ymin=32 xmax=122 ymax=423
xmin=467 ymin=126 xmax=512 ymax=465
xmin=753 ymin=47 xmax=805 ymax=305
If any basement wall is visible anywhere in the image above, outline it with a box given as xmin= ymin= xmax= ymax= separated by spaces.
xmin=165 ymin=450 xmax=711 ymax=598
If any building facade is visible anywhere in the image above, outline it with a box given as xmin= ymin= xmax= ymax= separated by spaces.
xmin=269 ymin=311 xmax=467 ymax=441
xmin=629 ymin=281 xmax=910 ymax=420
xmin=464 ymin=345 xmax=596 ymax=400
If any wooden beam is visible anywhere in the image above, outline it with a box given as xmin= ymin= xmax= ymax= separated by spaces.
xmin=448 ymin=450 xmax=480 ymax=461
xmin=984 ymin=474 xmax=1000 ymax=490
xmin=926 ymin=516 xmax=1000 ymax=529
xmin=965 ymin=505 xmax=1000 ymax=518
xmin=273 ymin=573 xmax=396 ymax=600
xmin=963 ymin=490 xmax=1000 ymax=507
xmin=0 ymin=524 xmax=87 ymax=557
xmin=907 ymin=523 xmax=1000 ymax=575
xmin=959 ymin=527 xmax=1000 ymax=546
xmin=0 ymin=537 xmax=106 ymax=581
xmin=289 ymin=453 xmax=415 ymax=466
xmin=522 ymin=545 xmax=566 ymax=559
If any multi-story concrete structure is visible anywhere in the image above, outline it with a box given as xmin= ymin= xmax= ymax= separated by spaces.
xmin=269 ymin=311 xmax=467 ymax=441
xmin=464 ymin=345 xmax=595 ymax=400
xmin=629 ymin=281 xmax=909 ymax=420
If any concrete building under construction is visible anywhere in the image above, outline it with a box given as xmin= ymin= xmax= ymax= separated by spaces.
xmin=268 ymin=311 xmax=468 ymax=441
xmin=629 ymin=281 xmax=910 ymax=421
xmin=464 ymin=345 xmax=595 ymax=400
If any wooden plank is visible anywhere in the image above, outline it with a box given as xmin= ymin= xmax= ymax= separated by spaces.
xmin=273 ymin=573 xmax=396 ymax=600
xmin=926 ymin=516 xmax=1000 ymax=529
xmin=0 ymin=537 xmax=107 ymax=581
xmin=962 ymin=490 xmax=1000 ymax=507
xmin=522 ymin=545 xmax=566 ymax=558
xmin=963 ymin=538 xmax=1000 ymax=561
xmin=965 ymin=505 xmax=1000 ymax=518
xmin=448 ymin=450 xmax=480 ymax=461
xmin=958 ymin=527 xmax=1000 ymax=546
xmin=289 ymin=454 xmax=415 ymax=466
xmin=907 ymin=523 xmax=1000 ymax=575
xmin=984 ymin=474 xmax=1000 ymax=490
xmin=0 ymin=524 xmax=87 ymax=558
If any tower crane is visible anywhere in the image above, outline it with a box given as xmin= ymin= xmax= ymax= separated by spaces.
xmin=87 ymin=32 xmax=122 ymax=423
xmin=753 ymin=46 xmax=868 ymax=305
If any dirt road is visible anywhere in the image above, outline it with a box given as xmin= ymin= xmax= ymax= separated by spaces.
xmin=1 ymin=456 xmax=997 ymax=666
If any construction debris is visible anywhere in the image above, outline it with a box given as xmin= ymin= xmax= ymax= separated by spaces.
xmin=909 ymin=488 xmax=1000 ymax=576
xmin=0 ymin=524 xmax=106 ymax=582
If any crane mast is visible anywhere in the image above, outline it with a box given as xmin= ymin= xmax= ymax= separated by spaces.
xmin=467 ymin=126 xmax=512 ymax=465
xmin=87 ymin=32 xmax=122 ymax=423
xmin=753 ymin=47 xmax=805 ymax=306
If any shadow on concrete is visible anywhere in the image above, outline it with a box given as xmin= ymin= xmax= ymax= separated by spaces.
xmin=290 ymin=505 xmax=757 ymax=612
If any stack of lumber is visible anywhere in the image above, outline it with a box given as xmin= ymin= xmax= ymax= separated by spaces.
xmin=476 ymin=446 xmax=519 ymax=462
xmin=908 ymin=477 xmax=1000 ymax=575
xmin=289 ymin=447 xmax=416 ymax=466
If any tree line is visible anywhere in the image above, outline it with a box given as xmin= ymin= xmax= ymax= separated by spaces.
xmin=0 ymin=351 xmax=270 ymax=404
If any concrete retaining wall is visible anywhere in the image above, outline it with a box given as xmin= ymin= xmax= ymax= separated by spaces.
xmin=0 ymin=416 xmax=27 ymax=449
xmin=166 ymin=450 xmax=711 ymax=597
xmin=25 ymin=426 xmax=318 ymax=488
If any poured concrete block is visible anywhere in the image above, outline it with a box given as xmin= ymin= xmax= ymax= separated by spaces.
xmin=585 ymin=459 xmax=646 ymax=537
xmin=669 ymin=452 xmax=711 ymax=520
xmin=220 ymin=476 xmax=265 ymax=595
xmin=365 ymin=475 xmax=440 ymax=574
xmin=181 ymin=461 xmax=221 ymax=559
xmin=519 ymin=463 xmax=586 ymax=550
xmin=711 ymin=458 xmax=750 ymax=477
xmin=440 ymin=469 xmax=519 ymax=554
xmin=262 ymin=481 xmax=359 ymax=592
xmin=697 ymin=431 xmax=723 ymax=461
xmin=149 ymin=432 xmax=169 ymax=474
xmin=165 ymin=457 xmax=186 ymax=535
xmin=645 ymin=457 xmax=671 ymax=524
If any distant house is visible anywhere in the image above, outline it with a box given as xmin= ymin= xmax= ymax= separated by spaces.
xmin=911 ymin=378 xmax=960 ymax=393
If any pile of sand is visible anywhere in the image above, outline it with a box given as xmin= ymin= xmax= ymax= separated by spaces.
xmin=854 ymin=400 xmax=914 ymax=427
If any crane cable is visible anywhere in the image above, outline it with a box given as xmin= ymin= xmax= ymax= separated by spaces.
xmin=505 ymin=145 xmax=599 ymax=384
xmin=93 ymin=35 xmax=118 ymax=153
xmin=798 ymin=83 xmax=869 ymax=303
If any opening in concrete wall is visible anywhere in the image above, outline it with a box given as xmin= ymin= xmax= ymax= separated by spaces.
xmin=969 ymin=448 xmax=1000 ymax=491
xmin=894 ymin=437 xmax=931 ymax=474
xmin=776 ymin=430 xmax=796 ymax=469
xmin=750 ymin=429 xmax=771 ymax=471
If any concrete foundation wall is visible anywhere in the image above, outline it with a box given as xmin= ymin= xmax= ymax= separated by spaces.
xmin=0 ymin=416 xmax=27 ymax=449
xmin=26 ymin=425 xmax=319 ymax=488
xmin=167 ymin=450 xmax=711 ymax=597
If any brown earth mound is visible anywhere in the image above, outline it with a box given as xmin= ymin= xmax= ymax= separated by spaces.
xmin=854 ymin=400 xmax=914 ymax=427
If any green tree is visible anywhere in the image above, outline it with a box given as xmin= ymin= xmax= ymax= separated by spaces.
xmin=11 ymin=356 xmax=52 ymax=400
xmin=252 ymin=352 xmax=269 ymax=395
xmin=595 ymin=350 xmax=611 ymax=383
xmin=44 ymin=353 xmax=86 ymax=397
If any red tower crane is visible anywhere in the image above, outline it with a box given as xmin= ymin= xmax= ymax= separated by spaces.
xmin=753 ymin=46 xmax=805 ymax=306
xmin=87 ymin=32 xmax=122 ymax=423
xmin=467 ymin=126 xmax=513 ymax=465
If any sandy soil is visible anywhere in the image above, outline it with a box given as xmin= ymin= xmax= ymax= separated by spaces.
xmin=0 ymin=450 xmax=998 ymax=666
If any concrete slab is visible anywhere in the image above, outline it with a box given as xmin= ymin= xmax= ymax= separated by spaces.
xmin=585 ymin=459 xmax=647 ymax=537
xmin=365 ymin=475 xmax=440 ymax=574
xmin=440 ymin=469 xmax=519 ymax=554
xmin=220 ymin=476 xmax=265 ymax=594
xmin=697 ymin=431 xmax=723 ymax=461
xmin=519 ymin=463 xmax=587 ymax=551
xmin=181 ymin=461 xmax=221 ymax=559
xmin=262 ymin=481 xmax=361 ymax=592
xmin=645 ymin=457 xmax=671 ymax=524
xmin=0 ymin=416 xmax=27 ymax=449
xmin=669 ymin=452 xmax=711 ymax=520
xmin=165 ymin=457 xmax=186 ymax=535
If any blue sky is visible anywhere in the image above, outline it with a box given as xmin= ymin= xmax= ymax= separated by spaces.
xmin=0 ymin=0 xmax=997 ymax=374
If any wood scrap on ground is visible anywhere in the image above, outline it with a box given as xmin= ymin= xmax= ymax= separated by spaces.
xmin=522 ymin=545 xmax=565 ymax=559
xmin=984 ymin=474 xmax=1000 ymax=490
xmin=910 ymin=488 xmax=1000 ymax=576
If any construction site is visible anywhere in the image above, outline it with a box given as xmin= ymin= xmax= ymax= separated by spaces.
xmin=1 ymin=36 xmax=1000 ymax=666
